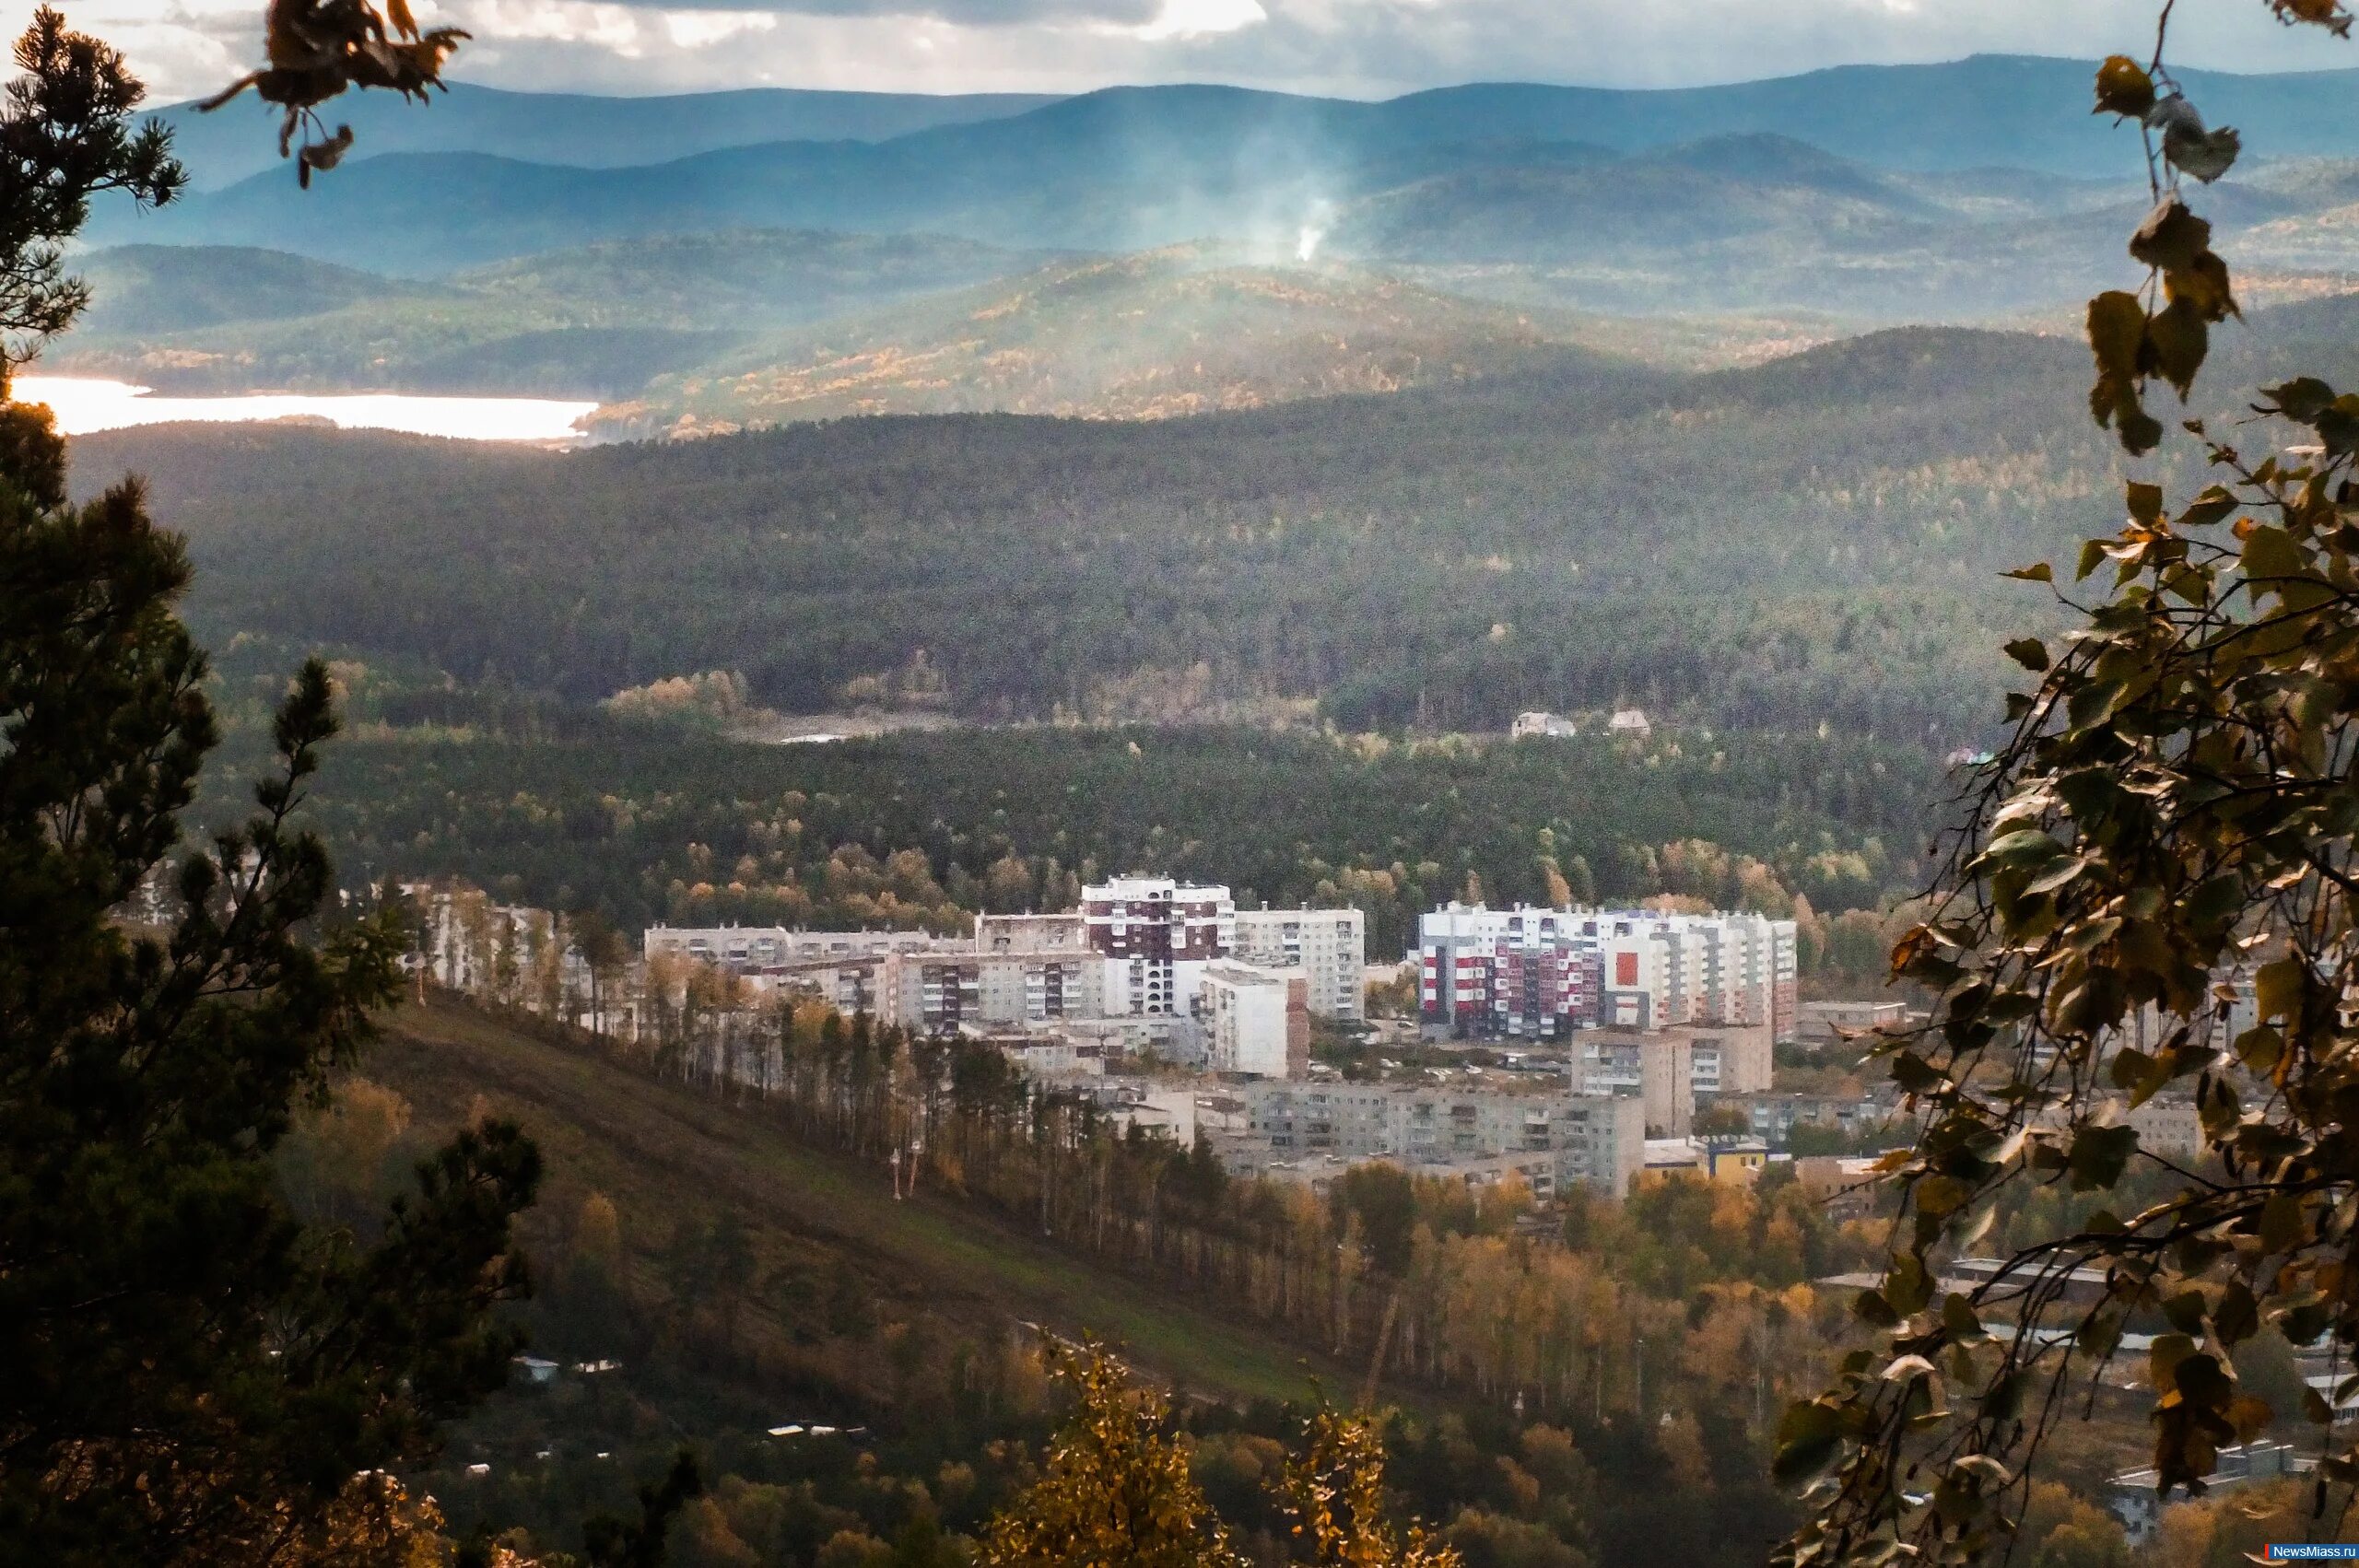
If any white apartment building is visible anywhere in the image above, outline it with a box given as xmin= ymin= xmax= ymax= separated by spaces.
xmin=1194 ymin=962 xmax=1309 ymax=1078
xmin=1420 ymin=903 xmax=1799 ymax=1042
xmin=1082 ymin=876 xmax=1236 ymax=1018
xmin=1234 ymin=906 xmax=1366 ymax=1020
xmin=407 ymin=884 xmax=550 ymax=994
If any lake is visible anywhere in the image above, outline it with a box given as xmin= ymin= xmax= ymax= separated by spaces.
xmin=14 ymin=376 xmax=598 ymax=442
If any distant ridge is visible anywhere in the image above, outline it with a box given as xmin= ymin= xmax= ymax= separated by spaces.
xmin=158 ymin=80 xmax=1062 ymax=189
xmin=153 ymin=54 xmax=2359 ymax=193
xmin=97 ymin=54 xmax=2359 ymax=275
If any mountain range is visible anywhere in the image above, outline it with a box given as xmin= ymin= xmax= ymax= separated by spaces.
xmin=100 ymin=57 xmax=2359 ymax=272
xmin=156 ymin=82 xmax=1062 ymax=189
xmin=41 ymin=53 xmax=2358 ymax=435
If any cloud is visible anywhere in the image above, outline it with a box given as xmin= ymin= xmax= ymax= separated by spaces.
xmin=1137 ymin=0 xmax=1268 ymax=41
xmin=3 ymin=0 xmax=2350 ymax=105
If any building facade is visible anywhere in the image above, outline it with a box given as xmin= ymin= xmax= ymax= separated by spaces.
xmin=879 ymin=948 xmax=1105 ymax=1035
xmin=1419 ymin=904 xmax=1798 ymax=1043
xmin=1082 ymin=876 xmax=1237 ymax=1018
xmin=1234 ymin=906 xmax=1366 ymax=1020
xmin=1555 ymin=1094 xmax=1648 ymax=1196
xmin=1233 ymin=1082 xmax=1646 ymax=1196
xmin=1193 ymin=963 xmax=1309 ymax=1078
xmin=1570 ymin=1032 xmax=1693 ymax=1137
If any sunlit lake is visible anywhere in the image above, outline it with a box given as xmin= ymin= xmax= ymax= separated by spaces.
xmin=14 ymin=376 xmax=598 ymax=442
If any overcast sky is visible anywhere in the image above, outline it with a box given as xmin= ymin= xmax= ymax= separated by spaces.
xmin=16 ymin=0 xmax=2354 ymax=104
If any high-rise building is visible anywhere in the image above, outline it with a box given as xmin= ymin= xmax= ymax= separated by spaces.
xmin=1193 ymin=963 xmax=1309 ymax=1078
xmin=1418 ymin=903 xmax=1799 ymax=1043
xmin=1081 ymin=876 xmax=1236 ymax=1018
xmin=1234 ymin=906 xmax=1366 ymax=1020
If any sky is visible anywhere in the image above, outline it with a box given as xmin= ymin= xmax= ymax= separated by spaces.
xmin=15 ymin=0 xmax=2354 ymax=104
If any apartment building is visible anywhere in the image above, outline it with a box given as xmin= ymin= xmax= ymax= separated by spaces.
xmin=1234 ymin=905 xmax=1366 ymax=1020
xmin=1418 ymin=903 xmax=1798 ymax=1042
xmin=1708 ymin=1089 xmax=1901 ymax=1148
xmin=1570 ymin=1032 xmax=1693 ymax=1137
xmin=1555 ymin=1094 xmax=1648 ymax=1195
xmin=878 ymin=948 xmax=1105 ymax=1035
xmin=1795 ymin=998 xmax=1907 ymax=1043
xmin=642 ymin=923 xmax=952 ymax=974
xmin=1245 ymin=1082 xmax=1559 ymax=1161
xmin=1682 ymin=1023 xmax=1774 ymax=1096
xmin=974 ymin=912 xmax=1089 ymax=953
xmin=1418 ymin=904 xmax=1601 ymax=1038
xmin=1082 ymin=876 xmax=1236 ymax=1018
xmin=1194 ymin=963 xmax=1310 ymax=1078
xmin=407 ymin=884 xmax=549 ymax=994
xmin=1237 ymin=1082 xmax=1646 ymax=1196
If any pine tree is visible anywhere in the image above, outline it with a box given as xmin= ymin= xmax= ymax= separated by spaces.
xmin=0 ymin=10 xmax=541 ymax=1560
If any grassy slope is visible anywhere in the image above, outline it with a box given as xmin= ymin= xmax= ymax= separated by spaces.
xmin=374 ymin=996 xmax=1332 ymax=1406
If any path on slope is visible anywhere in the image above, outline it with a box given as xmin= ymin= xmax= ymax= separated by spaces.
xmin=376 ymin=997 xmax=1330 ymax=1407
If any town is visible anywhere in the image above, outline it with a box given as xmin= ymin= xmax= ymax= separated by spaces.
xmin=407 ymin=872 xmax=1931 ymax=1203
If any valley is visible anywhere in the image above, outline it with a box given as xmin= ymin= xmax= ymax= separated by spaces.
xmin=15 ymin=19 xmax=2359 ymax=1568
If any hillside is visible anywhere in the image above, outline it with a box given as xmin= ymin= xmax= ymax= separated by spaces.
xmin=72 ymin=324 xmax=2150 ymax=744
xmin=373 ymin=996 xmax=1330 ymax=1404
xmin=48 ymin=233 xmax=1045 ymax=397
xmin=592 ymin=249 xmax=1629 ymax=435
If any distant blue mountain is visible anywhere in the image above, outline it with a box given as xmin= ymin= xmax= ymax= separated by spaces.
xmin=91 ymin=56 xmax=2359 ymax=275
xmin=157 ymin=80 xmax=1062 ymax=189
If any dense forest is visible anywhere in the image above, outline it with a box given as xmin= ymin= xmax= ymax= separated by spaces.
xmin=266 ymin=721 xmax=1934 ymax=954
xmin=75 ymin=325 xmax=2186 ymax=743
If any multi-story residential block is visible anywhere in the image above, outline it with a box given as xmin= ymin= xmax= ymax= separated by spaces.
xmin=640 ymin=894 xmax=1367 ymax=1048
xmin=1707 ymin=1089 xmax=1902 ymax=1148
xmin=1082 ymin=876 xmax=1236 ymax=1018
xmin=1570 ymin=1032 xmax=1693 ymax=1137
xmin=1235 ymin=1082 xmax=1647 ymax=1196
xmin=642 ymin=924 xmax=952 ymax=974
xmin=1555 ymin=1094 xmax=1648 ymax=1195
xmin=879 ymin=948 xmax=1105 ymax=1035
xmin=974 ymin=912 xmax=1089 ymax=953
xmin=1418 ymin=904 xmax=1599 ymax=1038
xmin=1682 ymin=1022 xmax=1774 ymax=1097
xmin=408 ymin=883 xmax=550 ymax=995
xmin=1193 ymin=963 xmax=1309 ymax=1078
xmin=1234 ymin=906 xmax=1366 ymax=1020
xmin=1418 ymin=903 xmax=1798 ymax=1042
xmin=1244 ymin=1082 xmax=1559 ymax=1161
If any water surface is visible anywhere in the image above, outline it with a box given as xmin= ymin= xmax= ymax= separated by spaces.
xmin=16 ymin=375 xmax=596 ymax=442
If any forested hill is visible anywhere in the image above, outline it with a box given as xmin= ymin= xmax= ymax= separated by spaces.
xmin=64 ymin=322 xmax=2166 ymax=746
